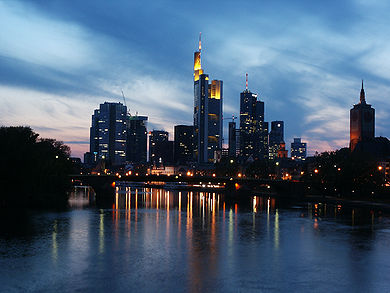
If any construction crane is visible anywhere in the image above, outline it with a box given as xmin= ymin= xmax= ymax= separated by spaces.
xmin=225 ymin=114 xmax=238 ymax=122
xmin=121 ymin=90 xmax=132 ymax=117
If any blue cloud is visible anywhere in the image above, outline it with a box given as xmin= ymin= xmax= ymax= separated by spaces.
xmin=2 ymin=0 xmax=390 ymax=157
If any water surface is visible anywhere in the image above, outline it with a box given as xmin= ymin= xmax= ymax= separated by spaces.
xmin=1 ymin=186 xmax=390 ymax=292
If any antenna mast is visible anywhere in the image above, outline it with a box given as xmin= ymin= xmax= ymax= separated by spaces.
xmin=199 ymin=32 xmax=202 ymax=52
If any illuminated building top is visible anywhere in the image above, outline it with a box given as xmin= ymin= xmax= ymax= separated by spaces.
xmin=194 ymin=32 xmax=203 ymax=81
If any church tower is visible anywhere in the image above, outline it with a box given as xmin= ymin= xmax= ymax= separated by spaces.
xmin=350 ymin=81 xmax=375 ymax=151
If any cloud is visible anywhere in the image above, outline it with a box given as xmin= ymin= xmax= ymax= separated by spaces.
xmin=2 ymin=0 xmax=390 ymax=159
xmin=0 ymin=2 xmax=97 ymax=71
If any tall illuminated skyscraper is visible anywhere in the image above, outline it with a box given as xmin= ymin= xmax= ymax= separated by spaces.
xmin=89 ymin=102 xmax=127 ymax=167
xmin=193 ymin=34 xmax=223 ymax=164
xmin=350 ymin=81 xmax=375 ymax=151
xmin=239 ymin=74 xmax=268 ymax=161
xmin=208 ymin=79 xmax=223 ymax=162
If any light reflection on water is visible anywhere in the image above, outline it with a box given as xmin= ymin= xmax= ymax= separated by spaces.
xmin=1 ymin=186 xmax=390 ymax=292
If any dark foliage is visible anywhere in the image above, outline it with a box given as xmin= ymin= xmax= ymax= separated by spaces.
xmin=215 ymin=157 xmax=240 ymax=177
xmin=303 ymin=147 xmax=386 ymax=198
xmin=245 ymin=159 xmax=275 ymax=179
xmin=0 ymin=126 xmax=73 ymax=208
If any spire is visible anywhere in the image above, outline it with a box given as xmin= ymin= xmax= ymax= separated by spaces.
xmin=193 ymin=33 xmax=203 ymax=80
xmin=246 ymin=73 xmax=248 ymax=90
xmin=198 ymin=32 xmax=202 ymax=52
xmin=360 ymin=79 xmax=366 ymax=103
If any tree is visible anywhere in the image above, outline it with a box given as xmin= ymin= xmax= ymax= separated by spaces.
xmin=303 ymin=148 xmax=385 ymax=198
xmin=0 ymin=126 xmax=73 ymax=208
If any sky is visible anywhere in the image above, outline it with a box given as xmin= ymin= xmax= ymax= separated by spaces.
xmin=1 ymin=0 xmax=390 ymax=159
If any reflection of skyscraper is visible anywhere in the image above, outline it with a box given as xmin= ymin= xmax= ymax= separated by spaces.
xmin=174 ymin=125 xmax=194 ymax=165
xmin=126 ymin=115 xmax=148 ymax=164
xmin=89 ymin=102 xmax=127 ymax=166
xmin=269 ymin=121 xmax=284 ymax=160
xmin=193 ymin=34 xmax=223 ymax=164
xmin=350 ymin=81 xmax=375 ymax=151
xmin=239 ymin=74 xmax=268 ymax=161
xmin=291 ymin=138 xmax=307 ymax=161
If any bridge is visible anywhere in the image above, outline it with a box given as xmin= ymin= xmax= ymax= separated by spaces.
xmin=71 ymin=174 xmax=305 ymax=202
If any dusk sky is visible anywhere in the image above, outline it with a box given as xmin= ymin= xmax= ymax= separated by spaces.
xmin=1 ymin=0 xmax=390 ymax=159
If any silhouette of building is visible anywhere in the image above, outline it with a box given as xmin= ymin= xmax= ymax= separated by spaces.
xmin=126 ymin=115 xmax=148 ymax=164
xmin=239 ymin=74 xmax=268 ymax=161
xmin=291 ymin=138 xmax=307 ymax=161
xmin=350 ymin=81 xmax=375 ymax=151
xmin=269 ymin=121 xmax=284 ymax=160
xmin=89 ymin=102 xmax=127 ymax=167
xmin=228 ymin=121 xmax=237 ymax=157
xmin=149 ymin=130 xmax=173 ymax=167
xmin=193 ymin=34 xmax=223 ymax=164
xmin=174 ymin=125 xmax=194 ymax=165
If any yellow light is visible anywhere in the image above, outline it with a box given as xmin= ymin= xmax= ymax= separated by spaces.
xmin=378 ymin=166 xmax=383 ymax=171
xmin=212 ymin=173 xmax=216 ymax=177
xmin=314 ymin=169 xmax=319 ymax=174
xmin=238 ymin=173 xmax=242 ymax=178
xmin=187 ymin=171 xmax=191 ymax=176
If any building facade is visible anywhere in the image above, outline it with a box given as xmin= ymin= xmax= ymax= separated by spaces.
xmin=193 ymin=35 xmax=223 ymax=164
xmin=149 ymin=130 xmax=173 ymax=167
xmin=228 ymin=121 xmax=237 ymax=157
xmin=174 ymin=125 xmax=194 ymax=165
xmin=89 ymin=102 xmax=127 ymax=167
xmin=126 ymin=115 xmax=148 ymax=164
xmin=239 ymin=74 xmax=268 ymax=161
xmin=291 ymin=138 xmax=307 ymax=161
xmin=350 ymin=81 xmax=375 ymax=151
xmin=208 ymin=79 xmax=223 ymax=162
xmin=269 ymin=121 xmax=284 ymax=160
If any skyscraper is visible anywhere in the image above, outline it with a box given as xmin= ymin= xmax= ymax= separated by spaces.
xmin=193 ymin=34 xmax=223 ymax=164
xmin=149 ymin=130 xmax=173 ymax=167
xmin=269 ymin=121 xmax=284 ymax=160
xmin=291 ymin=138 xmax=307 ymax=161
xmin=239 ymin=74 xmax=268 ymax=161
xmin=350 ymin=81 xmax=375 ymax=151
xmin=89 ymin=102 xmax=127 ymax=167
xmin=174 ymin=125 xmax=194 ymax=165
xmin=208 ymin=79 xmax=223 ymax=162
xmin=126 ymin=115 xmax=148 ymax=164
xmin=228 ymin=121 xmax=237 ymax=157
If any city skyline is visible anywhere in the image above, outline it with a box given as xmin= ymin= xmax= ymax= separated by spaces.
xmin=1 ymin=1 xmax=390 ymax=158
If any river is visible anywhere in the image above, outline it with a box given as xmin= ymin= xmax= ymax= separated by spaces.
xmin=1 ymin=185 xmax=390 ymax=292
